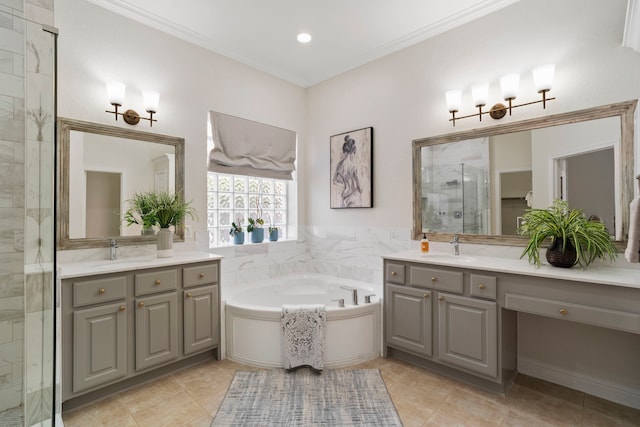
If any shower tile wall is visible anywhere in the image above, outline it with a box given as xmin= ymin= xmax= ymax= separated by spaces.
xmin=0 ymin=0 xmax=55 ymax=422
xmin=0 ymin=0 xmax=27 ymax=413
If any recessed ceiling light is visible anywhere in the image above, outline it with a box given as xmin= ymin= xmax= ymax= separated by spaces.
xmin=297 ymin=33 xmax=312 ymax=43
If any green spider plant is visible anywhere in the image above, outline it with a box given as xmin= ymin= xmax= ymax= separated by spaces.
xmin=518 ymin=199 xmax=617 ymax=267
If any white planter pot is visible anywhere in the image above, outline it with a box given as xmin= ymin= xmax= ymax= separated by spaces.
xmin=157 ymin=228 xmax=173 ymax=258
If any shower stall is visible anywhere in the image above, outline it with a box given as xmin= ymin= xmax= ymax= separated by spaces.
xmin=422 ymin=163 xmax=490 ymax=235
xmin=0 ymin=2 xmax=57 ymax=426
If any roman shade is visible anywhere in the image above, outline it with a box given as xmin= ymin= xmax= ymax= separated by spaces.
xmin=208 ymin=111 xmax=297 ymax=180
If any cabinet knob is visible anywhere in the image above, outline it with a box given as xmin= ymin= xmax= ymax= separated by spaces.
xmin=199 ymin=273 xmax=205 ymax=278
xmin=423 ymin=293 xmax=430 ymax=299
xmin=431 ymin=277 xmax=437 ymax=282
xmin=478 ymin=284 xmax=486 ymax=290
xmin=391 ymin=271 xmax=397 ymax=276
xmin=98 ymin=288 xmax=105 ymax=294
xmin=438 ymin=296 xmax=444 ymax=301
xmin=559 ymin=308 xmax=568 ymax=316
xmin=186 ymin=293 xmax=192 ymax=298
xmin=155 ymin=280 xmax=161 ymax=285
xmin=138 ymin=302 xmax=145 ymax=307
xmin=119 ymin=306 xmax=125 ymax=312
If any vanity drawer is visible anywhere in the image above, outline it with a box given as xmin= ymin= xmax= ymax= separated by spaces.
xmin=135 ymin=269 xmax=177 ymax=296
xmin=505 ymin=293 xmax=640 ymax=334
xmin=386 ymin=263 xmax=406 ymax=284
xmin=73 ymin=276 xmax=127 ymax=308
xmin=409 ymin=266 xmax=463 ymax=293
xmin=183 ymin=264 xmax=218 ymax=288
xmin=470 ymin=274 xmax=497 ymax=300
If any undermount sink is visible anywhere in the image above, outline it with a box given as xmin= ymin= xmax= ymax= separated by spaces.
xmin=89 ymin=258 xmax=155 ymax=268
xmin=420 ymin=253 xmax=477 ymax=263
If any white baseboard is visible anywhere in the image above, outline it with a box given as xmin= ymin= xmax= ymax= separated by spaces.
xmin=518 ymin=357 xmax=640 ymax=410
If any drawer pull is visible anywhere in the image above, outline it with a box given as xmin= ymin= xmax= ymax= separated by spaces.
xmin=98 ymin=288 xmax=105 ymax=294
xmin=478 ymin=284 xmax=486 ymax=290
xmin=199 ymin=272 xmax=205 ymax=278
xmin=391 ymin=271 xmax=397 ymax=276
xmin=186 ymin=293 xmax=192 ymax=298
xmin=438 ymin=296 xmax=444 ymax=301
xmin=119 ymin=306 xmax=125 ymax=312
xmin=138 ymin=302 xmax=145 ymax=308
xmin=431 ymin=277 xmax=437 ymax=282
xmin=559 ymin=308 xmax=568 ymax=316
xmin=423 ymin=293 xmax=430 ymax=299
xmin=155 ymin=280 xmax=161 ymax=285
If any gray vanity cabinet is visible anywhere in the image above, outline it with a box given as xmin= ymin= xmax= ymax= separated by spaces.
xmin=385 ymin=284 xmax=432 ymax=356
xmin=72 ymin=301 xmax=127 ymax=394
xmin=437 ymin=293 xmax=497 ymax=377
xmin=135 ymin=292 xmax=179 ymax=371
xmin=62 ymin=259 xmax=221 ymax=406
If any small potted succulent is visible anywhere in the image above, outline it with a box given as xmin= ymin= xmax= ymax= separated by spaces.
xmin=247 ymin=217 xmax=264 ymax=243
xmin=518 ymin=199 xmax=617 ymax=268
xmin=230 ymin=221 xmax=244 ymax=245
xmin=268 ymin=226 xmax=279 ymax=242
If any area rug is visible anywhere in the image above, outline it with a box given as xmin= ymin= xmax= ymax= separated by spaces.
xmin=211 ymin=369 xmax=403 ymax=426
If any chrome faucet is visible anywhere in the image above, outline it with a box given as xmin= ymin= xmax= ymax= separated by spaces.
xmin=340 ymin=285 xmax=358 ymax=305
xmin=109 ymin=239 xmax=119 ymax=260
xmin=450 ymin=234 xmax=460 ymax=255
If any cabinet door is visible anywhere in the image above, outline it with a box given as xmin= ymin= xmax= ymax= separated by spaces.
xmin=183 ymin=285 xmax=219 ymax=355
xmin=135 ymin=293 xmax=178 ymax=371
xmin=73 ymin=302 xmax=127 ymax=393
xmin=385 ymin=283 xmax=432 ymax=356
xmin=437 ymin=293 xmax=497 ymax=377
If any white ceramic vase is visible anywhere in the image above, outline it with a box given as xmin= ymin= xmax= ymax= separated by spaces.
xmin=157 ymin=227 xmax=173 ymax=258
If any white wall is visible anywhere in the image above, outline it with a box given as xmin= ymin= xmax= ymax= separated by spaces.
xmin=56 ymin=0 xmax=307 ymax=247
xmin=305 ymin=0 xmax=640 ymax=229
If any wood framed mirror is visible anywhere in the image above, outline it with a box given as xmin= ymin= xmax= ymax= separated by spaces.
xmin=412 ymin=100 xmax=636 ymax=249
xmin=57 ymin=117 xmax=185 ymax=250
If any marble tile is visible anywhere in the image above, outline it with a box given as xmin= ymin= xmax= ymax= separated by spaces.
xmin=584 ymin=394 xmax=640 ymax=425
xmin=0 ymin=27 xmax=23 ymax=55
xmin=63 ymin=396 xmax=137 ymax=427
xmin=127 ymin=389 xmax=208 ymax=427
xmin=0 ymin=10 xmax=11 ymax=30
xmin=0 ymin=0 xmax=23 ymax=12
xmin=507 ymin=383 xmax=583 ymax=426
xmin=0 ymin=118 xmax=23 ymax=142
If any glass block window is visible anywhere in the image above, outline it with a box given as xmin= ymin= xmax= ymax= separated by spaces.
xmin=207 ymin=173 xmax=288 ymax=247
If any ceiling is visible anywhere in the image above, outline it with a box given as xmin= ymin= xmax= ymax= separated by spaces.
xmin=88 ymin=0 xmax=521 ymax=87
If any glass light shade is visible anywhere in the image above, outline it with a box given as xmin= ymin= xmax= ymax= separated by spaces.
xmin=445 ymin=90 xmax=462 ymax=112
xmin=471 ymin=84 xmax=489 ymax=107
xmin=297 ymin=33 xmax=312 ymax=43
xmin=143 ymin=91 xmax=160 ymax=113
xmin=106 ymin=81 xmax=126 ymax=106
xmin=532 ymin=64 xmax=555 ymax=92
xmin=500 ymin=73 xmax=519 ymax=100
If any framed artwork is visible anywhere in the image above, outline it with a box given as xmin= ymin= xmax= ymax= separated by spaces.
xmin=330 ymin=127 xmax=373 ymax=208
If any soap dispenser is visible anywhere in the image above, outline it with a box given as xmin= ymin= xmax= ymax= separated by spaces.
xmin=421 ymin=233 xmax=430 ymax=253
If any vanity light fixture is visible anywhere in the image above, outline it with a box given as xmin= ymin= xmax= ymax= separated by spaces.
xmin=105 ymin=82 xmax=159 ymax=127
xmin=445 ymin=64 xmax=555 ymax=126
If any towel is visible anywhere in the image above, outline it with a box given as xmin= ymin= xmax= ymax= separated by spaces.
xmin=625 ymin=196 xmax=640 ymax=263
xmin=281 ymin=304 xmax=326 ymax=372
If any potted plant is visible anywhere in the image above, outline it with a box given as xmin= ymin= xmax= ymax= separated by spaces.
xmin=151 ymin=192 xmax=196 ymax=257
xmin=124 ymin=192 xmax=157 ymax=235
xmin=125 ymin=191 xmax=195 ymax=258
xmin=230 ymin=221 xmax=244 ymax=244
xmin=247 ymin=217 xmax=264 ymax=243
xmin=268 ymin=226 xmax=279 ymax=242
xmin=518 ymin=199 xmax=617 ymax=268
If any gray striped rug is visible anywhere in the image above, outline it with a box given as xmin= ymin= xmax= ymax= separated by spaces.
xmin=212 ymin=369 xmax=403 ymax=426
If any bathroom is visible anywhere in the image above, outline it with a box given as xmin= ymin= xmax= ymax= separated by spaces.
xmin=2 ymin=0 xmax=640 ymax=425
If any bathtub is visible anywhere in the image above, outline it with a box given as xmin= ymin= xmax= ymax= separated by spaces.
xmin=225 ymin=274 xmax=382 ymax=368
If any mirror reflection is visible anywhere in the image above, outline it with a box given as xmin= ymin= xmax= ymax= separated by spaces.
xmin=413 ymin=101 xmax=636 ymax=246
xmin=57 ymin=118 xmax=185 ymax=250
xmin=68 ymin=131 xmax=176 ymax=239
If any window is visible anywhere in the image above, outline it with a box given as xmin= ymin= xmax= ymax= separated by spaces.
xmin=207 ymin=173 xmax=288 ymax=247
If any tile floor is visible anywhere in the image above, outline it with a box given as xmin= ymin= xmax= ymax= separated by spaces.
xmin=62 ymin=357 xmax=640 ymax=427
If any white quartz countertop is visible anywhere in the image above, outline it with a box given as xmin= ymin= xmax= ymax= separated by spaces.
xmin=58 ymin=251 xmax=223 ymax=279
xmin=383 ymin=251 xmax=640 ymax=290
